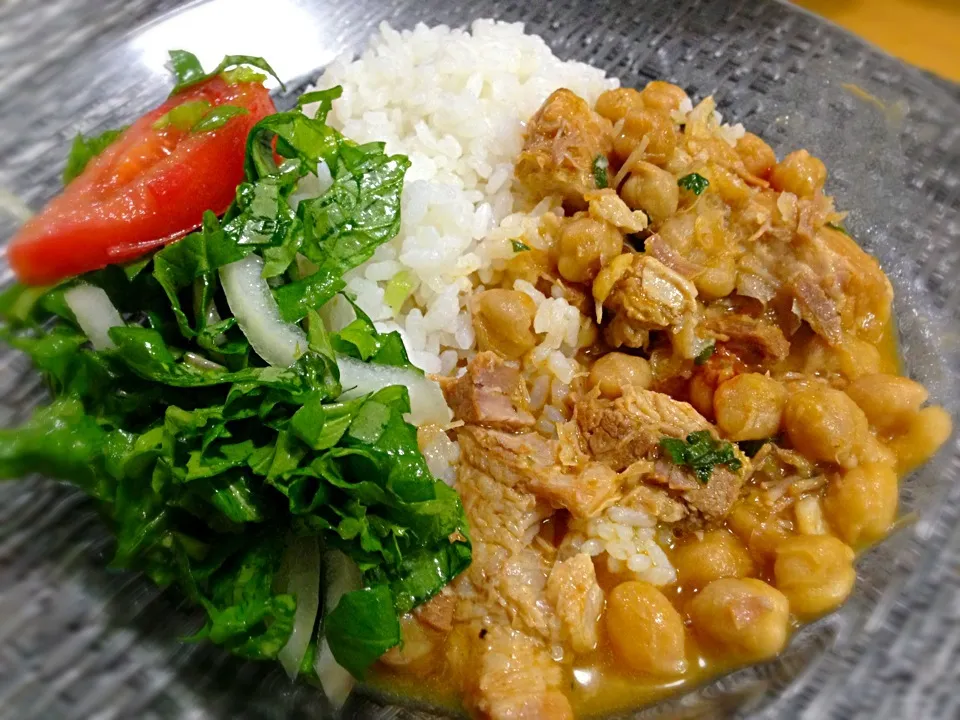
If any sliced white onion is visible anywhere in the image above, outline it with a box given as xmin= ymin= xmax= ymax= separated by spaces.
xmin=336 ymin=354 xmax=452 ymax=426
xmin=64 ymin=284 xmax=125 ymax=350
xmin=277 ymin=535 xmax=321 ymax=680
xmin=315 ymin=550 xmax=362 ymax=712
xmin=220 ymin=254 xmax=307 ymax=367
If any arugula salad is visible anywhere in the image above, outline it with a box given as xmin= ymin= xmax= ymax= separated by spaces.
xmin=0 ymin=52 xmax=471 ymax=706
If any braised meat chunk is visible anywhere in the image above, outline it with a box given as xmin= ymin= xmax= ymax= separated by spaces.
xmin=441 ymin=352 xmax=535 ymax=430
xmin=516 ymin=88 xmax=613 ymax=209
xmin=593 ymin=253 xmax=701 ymax=356
xmin=458 ymin=425 xmax=622 ymax=519
xmin=576 ymin=386 xmax=747 ymax=524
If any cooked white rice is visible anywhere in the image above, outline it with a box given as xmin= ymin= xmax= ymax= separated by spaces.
xmin=311 ymin=20 xmax=675 ymax=582
xmin=565 ymin=506 xmax=678 ymax=586
xmin=312 ymin=19 xmax=616 ymax=375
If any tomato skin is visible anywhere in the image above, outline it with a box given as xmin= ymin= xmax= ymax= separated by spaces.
xmin=8 ymin=76 xmax=276 ymax=285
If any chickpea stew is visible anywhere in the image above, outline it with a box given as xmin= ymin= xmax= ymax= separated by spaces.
xmin=373 ymin=79 xmax=953 ymax=719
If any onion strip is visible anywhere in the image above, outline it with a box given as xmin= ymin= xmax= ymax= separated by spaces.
xmin=315 ymin=550 xmax=362 ymax=712
xmin=219 ymin=254 xmax=307 ymax=367
xmin=64 ymin=284 xmax=124 ymax=350
xmin=336 ymin=354 xmax=452 ymax=426
xmin=277 ymin=535 xmax=321 ymax=680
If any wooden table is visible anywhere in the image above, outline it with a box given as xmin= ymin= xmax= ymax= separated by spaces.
xmin=794 ymin=0 xmax=960 ymax=81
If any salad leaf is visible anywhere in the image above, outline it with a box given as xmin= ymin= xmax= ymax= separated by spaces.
xmin=0 ymin=57 xmax=470 ymax=687
xmin=331 ymin=298 xmax=413 ymax=369
xmin=324 ymin=585 xmax=400 ymax=679
xmin=63 ymin=127 xmax=126 ymax=184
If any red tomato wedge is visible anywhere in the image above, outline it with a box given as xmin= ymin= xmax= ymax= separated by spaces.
xmin=8 ymin=76 xmax=277 ymax=285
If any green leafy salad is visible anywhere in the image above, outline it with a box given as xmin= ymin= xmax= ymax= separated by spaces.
xmin=0 ymin=52 xmax=471 ymax=702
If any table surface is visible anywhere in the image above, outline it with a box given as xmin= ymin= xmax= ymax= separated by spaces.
xmin=793 ymin=0 xmax=960 ymax=81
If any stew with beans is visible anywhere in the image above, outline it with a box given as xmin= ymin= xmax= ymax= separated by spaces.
xmin=372 ymin=79 xmax=952 ymax=719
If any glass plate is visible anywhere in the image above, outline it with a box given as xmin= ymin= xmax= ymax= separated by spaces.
xmin=0 ymin=1 xmax=957 ymax=718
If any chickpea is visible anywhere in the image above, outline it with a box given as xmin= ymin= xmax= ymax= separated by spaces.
xmin=770 ymin=149 xmax=827 ymax=197
xmin=619 ymin=162 xmax=680 ymax=223
xmin=714 ymin=373 xmax=786 ymax=441
xmin=695 ymin=258 xmax=737 ymax=300
xmin=589 ymin=352 xmax=652 ymax=399
xmin=606 ymin=581 xmax=687 ymax=676
xmin=735 ymin=132 xmax=776 ymax=179
xmin=846 ymin=374 xmax=928 ymax=435
xmin=674 ymin=529 xmax=756 ymax=590
xmin=556 ymin=216 xmax=623 ymax=283
xmin=689 ymin=373 xmax=716 ymax=419
xmin=773 ymin=535 xmax=856 ymax=617
xmin=471 ymin=289 xmax=537 ymax=359
xmin=783 ymin=386 xmax=870 ymax=469
xmin=503 ymin=246 xmax=552 ymax=288
xmin=825 ymin=462 xmax=898 ymax=546
xmin=727 ymin=502 xmax=794 ymax=566
xmin=639 ymin=81 xmax=689 ymax=114
xmin=688 ymin=578 xmax=790 ymax=662
xmin=802 ymin=335 xmax=882 ymax=381
xmin=658 ymin=213 xmax=696 ymax=255
xmin=710 ymin=166 xmax=752 ymax=206
xmin=613 ymin=108 xmax=677 ymax=166
xmin=595 ymin=87 xmax=645 ymax=124
xmin=888 ymin=405 xmax=953 ymax=474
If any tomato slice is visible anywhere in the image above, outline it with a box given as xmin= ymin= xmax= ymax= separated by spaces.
xmin=8 ymin=76 xmax=277 ymax=285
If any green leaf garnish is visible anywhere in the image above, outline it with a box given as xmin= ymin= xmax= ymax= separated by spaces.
xmin=593 ymin=154 xmax=609 ymax=189
xmin=694 ymin=343 xmax=715 ymax=366
xmin=62 ymin=128 xmax=126 ymax=184
xmin=659 ymin=430 xmax=742 ymax=484
xmin=168 ymin=50 xmax=285 ymax=94
xmin=296 ymin=86 xmax=344 ymax=123
xmin=511 ymin=240 xmax=531 ymax=253
xmin=678 ymin=172 xmax=709 ymax=196
xmin=192 ymin=105 xmax=249 ymax=132
xmin=826 ymin=222 xmax=850 ymax=236
xmin=221 ymin=66 xmax=268 ymax=85
xmin=153 ymin=100 xmax=212 ymax=131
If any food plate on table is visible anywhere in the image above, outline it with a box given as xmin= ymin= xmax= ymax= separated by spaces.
xmin=0 ymin=1 xmax=957 ymax=719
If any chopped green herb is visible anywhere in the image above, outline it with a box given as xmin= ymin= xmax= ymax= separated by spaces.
xmin=593 ymin=154 xmax=609 ymax=189
xmin=694 ymin=343 xmax=715 ymax=365
xmin=511 ymin=240 xmax=531 ymax=253
xmin=659 ymin=430 xmax=742 ymax=484
xmin=192 ymin=105 xmax=249 ymax=132
xmin=153 ymin=100 xmax=212 ymax=131
xmin=678 ymin=172 xmax=709 ymax=196
xmin=826 ymin=222 xmax=850 ymax=236
xmin=62 ymin=128 xmax=126 ymax=184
